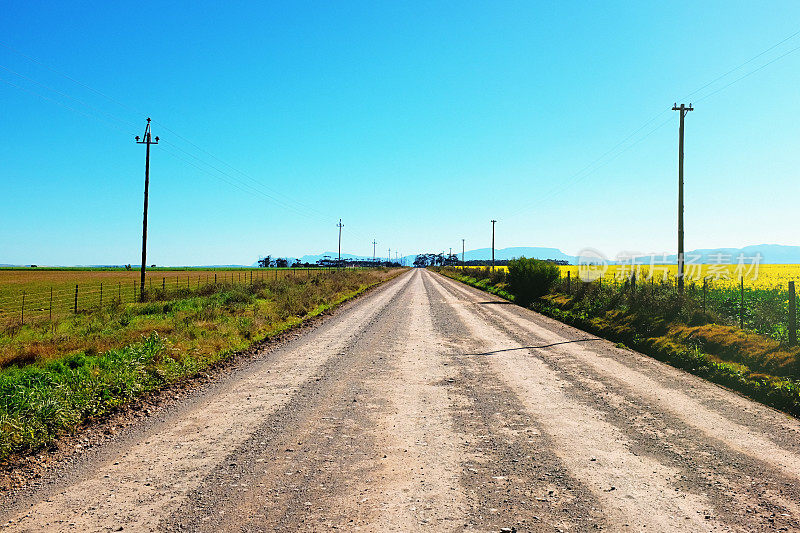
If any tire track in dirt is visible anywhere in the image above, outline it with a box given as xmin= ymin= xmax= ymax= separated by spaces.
xmin=162 ymin=268 xmax=466 ymax=531
xmin=428 ymin=271 xmax=718 ymax=531
xmin=1 ymin=271 xmax=413 ymax=532
xmin=434 ymin=270 xmax=800 ymax=530
xmin=420 ymin=272 xmax=607 ymax=532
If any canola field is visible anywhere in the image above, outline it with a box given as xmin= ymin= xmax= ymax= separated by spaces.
xmin=458 ymin=264 xmax=800 ymax=290
xmin=558 ymin=264 xmax=799 ymax=290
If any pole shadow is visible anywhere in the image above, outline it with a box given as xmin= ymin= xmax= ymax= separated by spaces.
xmin=462 ymin=338 xmax=602 ymax=357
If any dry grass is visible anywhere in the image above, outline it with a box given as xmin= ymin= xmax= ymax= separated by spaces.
xmin=0 ymin=268 xmax=405 ymax=459
xmin=0 ymin=267 xmax=333 ymax=328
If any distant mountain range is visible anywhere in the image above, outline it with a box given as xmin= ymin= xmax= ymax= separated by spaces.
xmin=269 ymin=245 xmax=800 ymax=266
xmin=5 ymin=244 xmax=800 ymax=268
xmin=449 ymin=244 xmax=800 ymax=265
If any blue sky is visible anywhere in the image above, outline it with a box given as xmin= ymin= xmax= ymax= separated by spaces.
xmin=2 ymin=1 xmax=800 ymax=265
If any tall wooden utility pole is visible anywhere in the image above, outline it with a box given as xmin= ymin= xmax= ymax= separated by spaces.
xmin=462 ymin=239 xmax=465 ymax=266
xmin=672 ymin=103 xmax=693 ymax=292
xmin=135 ymin=118 xmax=158 ymax=301
xmin=388 ymin=248 xmax=391 ymax=265
xmin=491 ymin=220 xmax=497 ymax=270
xmin=372 ymin=239 xmax=377 ymax=262
xmin=337 ymin=219 xmax=344 ymax=268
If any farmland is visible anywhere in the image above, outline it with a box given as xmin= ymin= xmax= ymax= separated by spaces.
xmin=0 ymin=267 xmax=404 ymax=459
xmin=0 ymin=267 xmax=333 ymax=329
xmin=456 ymin=264 xmax=800 ymax=290
xmin=559 ymin=263 xmax=800 ymax=290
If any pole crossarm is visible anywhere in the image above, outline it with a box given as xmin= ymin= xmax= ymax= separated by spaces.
xmin=135 ymin=118 xmax=158 ymax=301
xmin=672 ymin=104 xmax=693 ymax=292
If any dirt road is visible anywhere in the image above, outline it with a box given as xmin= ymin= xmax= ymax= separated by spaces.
xmin=4 ymin=268 xmax=800 ymax=531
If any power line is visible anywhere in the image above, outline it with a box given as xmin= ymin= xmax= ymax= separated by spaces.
xmin=504 ymin=27 xmax=800 ymax=221
xmin=693 ymin=43 xmax=800 ymax=104
xmin=680 ymin=28 xmax=800 ymax=102
xmin=0 ymin=42 xmax=366 ymax=239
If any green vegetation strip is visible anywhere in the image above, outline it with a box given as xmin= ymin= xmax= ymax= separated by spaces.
xmin=0 ymin=269 xmax=405 ymax=461
xmin=434 ymin=263 xmax=800 ymax=418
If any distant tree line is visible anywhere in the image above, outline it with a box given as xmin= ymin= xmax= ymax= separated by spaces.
xmin=258 ymin=255 xmax=400 ymax=268
xmin=413 ymin=253 xmax=569 ymax=267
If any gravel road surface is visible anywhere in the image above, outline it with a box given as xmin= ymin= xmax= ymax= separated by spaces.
xmin=3 ymin=268 xmax=800 ymax=532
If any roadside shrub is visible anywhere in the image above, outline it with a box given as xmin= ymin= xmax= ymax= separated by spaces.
xmin=507 ymin=257 xmax=560 ymax=306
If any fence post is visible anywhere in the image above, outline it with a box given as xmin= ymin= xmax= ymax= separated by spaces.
xmin=567 ymin=271 xmax=571 ymax=293
xmin=739 ymin=277 xmax=744 ymax=329
xmin=703 ymin=279 xmax=707 ymax=312
xmin=21 ymin=291 xmax=25 ymax=325
xmin=134 ymin=280 xmax=137 ymax=303
xmin=118 ymin=281 xmax=121 ymax=303
xmin=49 ymin=287 xmax=53 ymax=321
xmin=100 ymin=282 xmax=103 ymax=310
xmin=74 ymin=284 xmax=79 ymax=314
xmin=789 ymin=281 xmax=797 ymax=346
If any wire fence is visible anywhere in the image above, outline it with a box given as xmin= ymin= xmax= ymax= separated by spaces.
xmin=0 ymin=268 xmax=337 ymax=330
xmin=558 ymin=271 xmax=799 ymax=345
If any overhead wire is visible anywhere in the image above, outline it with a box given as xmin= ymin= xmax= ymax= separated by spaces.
xmin=0 ymin=41 xmax=372 ymax=245
xmin=502 ymin=27 xmax=800 ymax=222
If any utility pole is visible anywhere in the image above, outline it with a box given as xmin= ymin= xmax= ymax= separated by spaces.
xmin=372 ymin=239 xmax=377 ymax=262
xmin=672 ymin=103 xmax=693 ymax=292
xmin=462 ymin=239 xmax=465 ymax=266
xmin=491 ymin=220 xmax=497 ymax=271
xmin=449 ymin=247 xmax=452 ymax=265
xmin=388 ymin=248 xmax=391 ymax=265
xmin=337 ymin=219 xmax=344 ymax=268
xmin=135 ymin=118 xmax=158 ymax=301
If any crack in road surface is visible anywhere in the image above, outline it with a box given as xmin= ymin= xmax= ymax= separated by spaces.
xmin=3 ymin=268 xmax=800 ymax=531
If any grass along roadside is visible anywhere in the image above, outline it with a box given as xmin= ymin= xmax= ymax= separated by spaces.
xmin=0 ymin=268 xmax=406 ymax=461
xmin=433 ymin=265 xmax=800 ymax=418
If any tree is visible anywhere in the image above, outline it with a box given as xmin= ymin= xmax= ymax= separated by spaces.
xmin=258 ymin=255 xmax=272 ymax=268
xmin=275 ymin=258 xmax=288 ymax=268
xmin=414 ymin=255 xmax=429 ymax=268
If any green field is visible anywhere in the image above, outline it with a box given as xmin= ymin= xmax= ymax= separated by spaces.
xmin=0 ymin=267 xmax=404 ymax=460
xmin=0 ymin=267 xmax=333 ymax=329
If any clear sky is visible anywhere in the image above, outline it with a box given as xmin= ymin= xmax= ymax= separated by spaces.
xmin=2 ymin=1 xmax=799 ymax=265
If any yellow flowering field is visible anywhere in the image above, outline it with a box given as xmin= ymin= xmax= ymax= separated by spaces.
xmin=455 ymin=264 xmax=800 ymax=290
xmin=558 ymin=264 xmax=800 ymax=290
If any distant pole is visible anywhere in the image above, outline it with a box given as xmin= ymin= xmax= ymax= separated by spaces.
xmin=337 ymin=218 xmax=344 ymax=268
xmin=449 ymin=247 xmax=452 ymax=265
xmin=789 ymin=281 xmax=797 ymax=346
xmin=372 ymin=239 xmax=377 ymax=262
xmin=388 ymin=248 xmax=391 ymax=265
xmin=740 ymin=276 xmax=745 ymax=329
xmin=491 ymin=220 xmax=497 ymax=270
xmin=462 ymin=239 xmax=465 ymax=266
xmin=136 ymin=118 xmax=159 ymax=302
xmin=672 ymin=103 xmax=693 ymax=292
